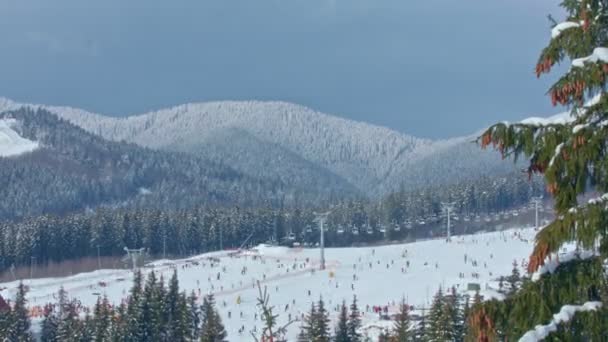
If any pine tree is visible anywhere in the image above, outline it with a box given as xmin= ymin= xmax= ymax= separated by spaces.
xmin=166 ymin=270 xmax=181 ymax=340
xmin=392 ymin=299 xmax=411 ymax=342
xmin=506 ymin=261 xmax=521 ymax=295
xmin=40 ymin=303 xmax=59 ymax=342
xmin=474 ymin=0 xmax=608 ymax=339
xmin=81 ymin=314 xmax=96 ymax=342
xmin=171 ymin=292 xmax=191 ymax=342
xmin=378 ymin=329 xmax=390 ymax=342
xmin=111 ymin=303 xmax=128 ymax=342
xmin=251 ymin=281 xmax=292 ymax=342
xmin=313 ymin=298 xmax=331 ymax=342
xmin=93 ymin=296 xmax=113 ymax=342
xmin=300 ymin=302 xmax=317 ymax=341
xmin=200 ymin=294 xmax=227 ymax=342
xmin=187 ymin=291 xmax=202 ymax=340
xmin=416 ymin=310 xmax=427 ymax=342
xmin=347 ymin=296 xmax=362 ymax=342
xmin=125 ymin=270 xmax=144 ymax=341
xmin=427 ymin=287 xmax=450 ymax=341
xmin=0 ymin=294 xmax=11 ymax=340
xmin=57 ymin=301 xmax=83 ymax=342
xmin=334 ymin=301 xmax=350 ymax=342
xmin=8 ymin=282 xmax=34 ymax=341
xmin=445 ymin=287 xmax=463 ymax=341
xmin=140 ymin=271 xmax=162 ymax=341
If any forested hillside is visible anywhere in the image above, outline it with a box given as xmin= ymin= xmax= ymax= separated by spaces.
xmin=0 ymin=108 xmax=359 ymax=221
xmin=0 ymin=98 xmax=515 ymax=196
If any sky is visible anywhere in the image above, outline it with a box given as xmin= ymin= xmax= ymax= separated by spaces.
xmin=0 ymin=0 xmax=564 ymax=139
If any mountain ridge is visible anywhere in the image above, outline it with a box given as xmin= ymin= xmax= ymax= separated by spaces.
xmin=0 ymin=97 xmax=513 ymax=196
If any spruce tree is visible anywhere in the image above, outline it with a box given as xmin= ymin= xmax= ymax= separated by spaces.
xmin=346 ymin=296 xmax=362 ymax=342
xmin=416 ymin=310 xmax=427 ymax=342
xmin=300 ymin=302 xmax=317 ymax=341
xmin=313 ymin=297 xmax=331 ymax=342
xmin=0 ymin=294 xmax=12 ymax=340
xmin=445 ymin=287 xmax=463 ymax=341
xmin=334 ymin=301 xmax=350 ymax=342
xmin=93 ymin=296 xmax=113 ymax=342
xmin=171 ymin=292 xmax=191 ymax=342
xmin=474 ymin=0 xmax=608 ymax=339
xmin=392 ymin=299 xmax=411 ymax=342
xmin=378 ymin=329 xmax=390 ymax=342
xmin=200 ymin=294 xmax=227 ymax=342
xmin=40 ymin=304 xmax=59 ymax=342
xmin=57 ymin=301 xmax=83 ymax=342
xmin=140 ymin=271 xmax=162 ymax=341
xmin=125 ymin=270 xmax=144 ymax=341
xmin=506 ymin=261 xmax=521 ymax=295
xmin=427 ymin=287 xmax=449 ymax=341
xmin=9 ymin=282 xmax=34 ymax=341
xmin=188 ymin=291 xmax=202 ymax=340
xmin=166 ymin=270 xmax=181 ymax=340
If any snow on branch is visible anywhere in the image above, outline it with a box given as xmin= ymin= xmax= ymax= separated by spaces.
xmin=518 ymin=301 xmax=602 ymax=341
xmin=519 ymin=112 xmax=573 ymax=127
xmin=572 ymin=47 xmax=608 ymax=68
xmin=551 ymin=21 xmax=581 ymax=39
xmin=531 ymin=249 xmax=598 ymax=281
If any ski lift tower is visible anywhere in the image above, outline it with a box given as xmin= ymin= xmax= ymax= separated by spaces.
xmin=313 ymin=210 xmax=333 ymax=270
xmin=124 ymin=247 xmax=146 ymax=271
xmin=531 ymin=196 xmax=543 ymax=229
xmin=441 ymin=202 xmax=456 ymax=241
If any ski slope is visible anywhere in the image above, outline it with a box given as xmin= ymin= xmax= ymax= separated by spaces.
xmin=0 ymin=227 xmax=537 ymax=340
xmin=0 ymin=119 xmax=38 ymax=157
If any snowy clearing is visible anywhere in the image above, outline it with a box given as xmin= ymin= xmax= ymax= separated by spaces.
xmin=0 ymin=227 xmax=538 ymax=340
xmin=0 ymin=119 xmax=38 ymax=157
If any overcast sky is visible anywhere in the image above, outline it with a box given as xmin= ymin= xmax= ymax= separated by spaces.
xmin=0 ymin=0 xmax=563 ymax=138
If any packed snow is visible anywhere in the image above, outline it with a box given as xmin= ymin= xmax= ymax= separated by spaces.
xmin=0 ymin=119 xmax=38 ymax=157
xmin=531 ymin=249 xmax=598 ymax=281
xmin=518 ymin=301 xmax=602 ymax=342
xmin=0 ymin=227 xmax=538 ymax=340
xmin=551 ymin=22 xmax=581 ymax=39
xmin=519 ymin=112 xmax=573 ymax=126
xmin=572 ymin=47 xmax=608 ymax=68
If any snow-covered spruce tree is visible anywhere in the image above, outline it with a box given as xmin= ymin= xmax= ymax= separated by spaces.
xmin=188 ymin=291 xmax=202 ymax=340
xmin=298 ymin=302 xmax=316 ymax=341
xmin=347 ymin=296 xmax=362 ymax=342
xmin=415 ymin=311 xmax=427 ymax=342
xmin=125 ymin=270 xmax=144 ymax=341
xmin=472 ymin=0 xmax=608 ymax=340
xmin=391 ymin=299 xmax=412 ymax=342
xmin=427 ymin=287 xmax=450 ymax=341
xmin=334 ymin=301 xmax=350 ymax=342
xmin=40 ymin=304 xmax=59 ymax=342
xmin=92 ymin=296 xmax=113 ymax=341
xmin=7 ymin=282 xmax=34 ymax=341
xmin=200 ymin=294 xmax=227 ymax=342
xmin=140 ymin=271 xmax=162 ymax=341
xmin=0 ymin=294 xmax=13 ymax=340
xmin=313 ymin=297 xmax=332 ymax=342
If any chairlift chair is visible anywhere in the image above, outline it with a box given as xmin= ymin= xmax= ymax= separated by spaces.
xmin=337 ymin=225 xmax=345 ymax=234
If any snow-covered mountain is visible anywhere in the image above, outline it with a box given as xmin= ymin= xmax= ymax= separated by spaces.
xmin=0 ymin=118 xmax=39 ymax=157
xmin=0 ymin=98 xmax=514 ymax=196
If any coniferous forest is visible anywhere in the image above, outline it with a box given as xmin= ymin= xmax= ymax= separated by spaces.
xmin=5 ymin=0 xmax=608 ymax=340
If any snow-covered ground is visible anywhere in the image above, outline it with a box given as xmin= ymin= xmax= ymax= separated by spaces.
xmin=0 ymin=227 xmax=537 ymax=340
xmin=0 ymin=119 xmax=38 ymax=157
